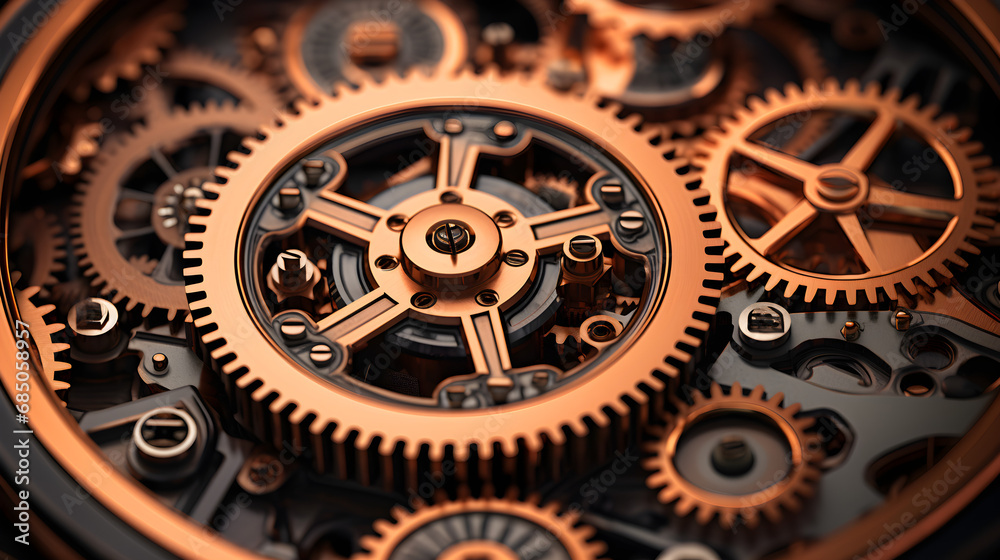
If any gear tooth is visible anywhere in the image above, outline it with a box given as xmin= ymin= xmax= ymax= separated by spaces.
xmin=845 ymin=290 xmax=858 ymax=306
xmin=864 ymin=286 xmax=877 ymax=305
xmin=782 ymin=282 xmax=798 ymax=299
xmin=695 ymin=505 xmax=714 ymax=525
xmin=824 ymin=289 xmax=837 ymax=306
xmin=763 ymin=275 xmax=781 ymax=292
xmin=822 ymin=76 xmax=841 ymax=93
xmin=803 ymin=285 xmax=819 ymax=303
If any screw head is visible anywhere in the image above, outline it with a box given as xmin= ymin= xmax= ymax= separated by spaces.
xmin=738 ymin=302 xmax=791 ymax=349
xmin=503 ymin=250 xmax=529 ymax=267
xmin=280 ymin=319 xmax=307 ymax=341
xmin=412 ymin=292 xmax=437 ymax=309
xmin=375 ymin=255 xmax=400 ymax=270
xmin=443 ymin=118 xmax=464 ymax=134
xmin=617 ymin=210 xmax=645 ymax=234
xmin=841 ymin=321 xmax=861 ymax=341
xmin=440 ymin=190 xmax=462 ymax=204
xmin=892 ymin=309 xmax=912 ymax=331
xmin=274 ymin=186 xmax=302 ymax=212
xmin=302 ymin=159 xmax=327 ymax=186
xmin=475 ymin=290 xmax=499 ymax=307
xmin=493 ymin=211 xmax=516 ymax=228
xmin=387 ymin=214 xmax=408 ymax=231
xmin=74 ymin=298 xmax=111 ymax=330
xmin=430 ymin=222 xmax=472 ymax=254
xmin=309 ymin=344 xmax=334 ymax=367
xmin=152 ymin=353 xmax=169 ymax=372
xmin=599 ymin=179 xmax=625 ymax=207
xmin=493 ymin=120 xmax=517 ymax=141
xmin=711 ymin=435 xmax=755 ymax=477
xmin=568 ymin=235 xmax=598 ymax=258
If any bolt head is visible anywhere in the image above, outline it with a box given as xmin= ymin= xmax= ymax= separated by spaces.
xmin=617 ymin=210 xmax=645 ymax=234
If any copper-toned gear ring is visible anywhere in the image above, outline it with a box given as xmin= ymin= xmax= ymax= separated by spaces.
xmin=694 ymin=79 xmax=999 ymax=305
xmin=72 ymin=101 xmax=260 ymax=319
xmin=566 ymin=0 xmax=776 ymax=42
xmin=141 ymin=49 xmax=285 ymax=122
xmin=643 ymin=383 xmax=822 ymax=529
xmin=184 ymin=70 xmax=722 ymax=483
xmin=356 ymin=496 xmax=607 ymax=559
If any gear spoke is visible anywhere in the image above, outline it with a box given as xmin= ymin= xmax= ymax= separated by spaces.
xmin=529 ymin=204 xmax=611 ymax=253
xmin=836 ymin=213 xmax=883 ymax=273
xmin=115 ymin=225 xmax=156 ymax=241
xmin=749 ymin=199 xmax=818 ymax=256
xmin=436 ymin=134 xmax=479 ymax=190
xmin=208 ymin=127 xmax=224 ymax=168
xmin=149 ymin=146 xmax=178 ymax=178
xmin=868 ymin=183 xmax=962 ymax=222
xmin=728 ymin=173 xmax=804 ymax=217
xmin=841 ymin=111 xmax=897 ymax=171
xmin=120 ymin=188 xmax=157 ymax=203
xmin=461 ymin=309 xmax=512 ymax=376
xmin=736 ymin=140 xmax=820 ymax=182
xmin=307 ymin=191 xmax=385 ymax=245
xmin=316 ymin=288 xmax=407 ymax=350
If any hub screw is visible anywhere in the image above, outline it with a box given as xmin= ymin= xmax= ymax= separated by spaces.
xmin=309 ymin=344 xmax=334 ymax=367
xmin=412 ymin=292 xmax=437 ymax=309
xmin=475 ymin=290 xmax=499 ymax=307
xmin=617 ymin=210 xmax=645 ymax=234
xmin=738 ymin=302 xmax=791 ymax=350
xmin=504 ymin=250 xmax=529 ymax=267
xmin=711 ymin=435 xmax=755 ymax=477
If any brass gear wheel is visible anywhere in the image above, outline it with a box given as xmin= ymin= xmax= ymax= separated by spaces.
xmin=70 ymin=2 xmax=185 ymax=101
xmin=141 ymin=49 xmax=285 ymax=122
xmin=356 ymin=496 xmax=607 ymax=559
xmin=72 ymin=101 xmax=260 ymax=320
xmin=184 ymin=70 xmax=721 ymax=485
xmin=565 ymin=0 xmax=776 ymax=42
xmin=694 ymin=79 xmax=999 ymax=305
xmin=643 ymin=383 xmax=822 ymax=529
xmin=14 ymin=285 xmax=72 ymax=396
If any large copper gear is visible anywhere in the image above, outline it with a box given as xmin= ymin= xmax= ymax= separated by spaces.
xmin=141 ymin=49 xmax=285 ymax=122
xmin=14 ymin=285 xmax=72 ymax=396
xmin=184 ymin=70 xmax=722 ymax=484
xmin=356 ymin=496 xmax=607 ymax=559
xmin=694 ymin=79 xmax=999 ymax=305
xmin=566 ymin=0 xmax=776 ymax=42
xmin=70 ymin=2 xmax=185 ymax=101
xmin=643 ymin=383 xmax=823 ymax=529
xmin=72 ymin=101 xmax=260 ymax=320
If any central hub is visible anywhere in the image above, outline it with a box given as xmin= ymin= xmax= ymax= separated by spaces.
xmin=430 ymin=221 xmax=473 ymax=254
xmin=804 ymin=164 xmax=870 ymax=213
xmin=399 ymin=204 xmax=502 ymax=289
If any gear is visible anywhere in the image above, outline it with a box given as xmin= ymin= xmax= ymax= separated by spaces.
xmin=14 ymin=285 xmax=72 ymax=396
xmin=70 ymin=2 xmax=184 ymax=101
xmin=141 ymin=49 xmax=285 ymax=122
xmin=280 ymin=0 xmax=474 ymax=98
xmin=10 ymin=208 xmax=67 ymax=298
xmin=566 ymin=0 xmax=776 ymax=42
xmin=694 ymin=79 xmax=999 ymax=305
xmin=356 ymin=496 xmax=607 ymax=559
xmin=643 ymin=383 xmax=822 ymax=529
xmin=72 ymin=101 xmax=260 ymax=320
xmin=184 ymin=70 xmax=721 ymax=484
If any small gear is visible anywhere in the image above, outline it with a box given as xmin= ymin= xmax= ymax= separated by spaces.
xmin=140 ymin=49 xmax=285 ymax=122
xmin=184 ymin=69 xmax=721 ymax=484
xmin=566 ymin=0 xmax=776 ymax=42
xmin=644 ymin=383 xmax=822 ymax=529
xmin=280 ymin=0 xmax=475 ymax=98
xmin=70 ymin=2 xmax=185 ymax=101
xmin=14 ymin=285 xmax=72 ymax=397
xmin=694 ymin=79 xmax=999 ymax=305
xmin=356 ymin=496 xmax=607 ymax=559
xmin=10 ymin=208 xmax=67 ymax=298
xmin=72 ymin=101 xmax=260 ymax=319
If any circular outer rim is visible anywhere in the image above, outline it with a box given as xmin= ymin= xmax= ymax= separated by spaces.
xmin=643 ymin=383 xmax=823 ymax=529
xmin=183 ymin=69 xmax=722 ymax=466
xmin=354 ymin=496 xmax=608 ymax=559
xmin=1 ymin=1 xmax=1000 ymax=559
xmin=693 ymin=78 xmax=999 ymax=305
